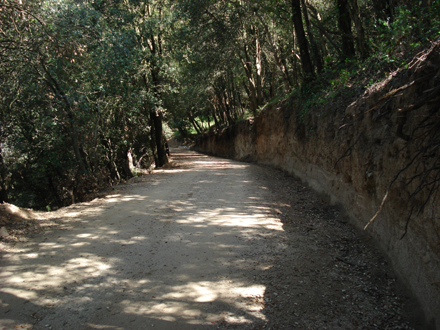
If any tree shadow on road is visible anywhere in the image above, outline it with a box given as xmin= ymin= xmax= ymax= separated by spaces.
xmin=0 ymin=150 xmax=421 ymax=329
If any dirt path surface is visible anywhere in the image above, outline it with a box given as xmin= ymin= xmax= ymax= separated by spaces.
xmin=1 ymin=149 xmax=421 ymax=329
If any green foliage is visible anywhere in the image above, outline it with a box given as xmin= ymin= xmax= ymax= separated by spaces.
xmin=330 ymin=69 xmax=351 ymax=89
xmin=1 ymin=0 xmax=438 ymax=208
xmin=0 ymin=0 xmax=172 ymax=208
xmin=371 ymin=4 xmax=440 ymax=69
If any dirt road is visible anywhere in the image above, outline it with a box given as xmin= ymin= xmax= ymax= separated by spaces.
xmin=1 ymin=149 xmax=421 ymax=329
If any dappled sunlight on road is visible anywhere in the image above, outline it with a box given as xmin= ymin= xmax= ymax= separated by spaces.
xmin=0 ymin=150 xmax=284 ymax=329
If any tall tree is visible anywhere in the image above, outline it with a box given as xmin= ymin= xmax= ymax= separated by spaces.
xmin=371 ymin=0 xmax=394 ymax=22
xmin=0 ymin=0 xmax=149 ymax=206
xmin=291 ymin=0 xmax=315 ymax=82
xmin=349 ymin=0 xmax=369 ymax=58
xmin=140 ymin=1 xmax=169 ymax=168
xmin=0 ymin=105 xmax=6 ymax=203
xmin=301 ymin=0 xmax=323 ymax=73
xmin=254 ymin=8 xmax=293 ymax=93
xmin=337 ymin=0 xmax=355 ymax=60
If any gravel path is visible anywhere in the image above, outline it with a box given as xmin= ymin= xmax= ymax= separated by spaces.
xmin=0 ymin=149 xmax=422 ymax=329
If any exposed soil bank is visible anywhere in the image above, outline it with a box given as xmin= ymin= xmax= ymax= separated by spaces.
xmin=194 ymin=43 xmax=440 ymax=329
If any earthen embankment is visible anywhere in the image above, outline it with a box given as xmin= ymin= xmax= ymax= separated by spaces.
xmin=195 ymin=43 xmax=440 ymax=329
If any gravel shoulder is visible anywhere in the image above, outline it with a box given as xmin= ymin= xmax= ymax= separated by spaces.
xmin=0 ymin=149 xmax=423 ymax=329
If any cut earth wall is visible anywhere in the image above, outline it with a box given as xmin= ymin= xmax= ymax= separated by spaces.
xmin=194 ymin=43 xmax=440 ymax=329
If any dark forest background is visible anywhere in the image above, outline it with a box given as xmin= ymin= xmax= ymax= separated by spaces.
xmin=1 ymin=0 xmax=439 ymax=209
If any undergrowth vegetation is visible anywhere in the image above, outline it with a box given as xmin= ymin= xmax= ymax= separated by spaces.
xmin=289 ymin=3 xmax=440 ymax=126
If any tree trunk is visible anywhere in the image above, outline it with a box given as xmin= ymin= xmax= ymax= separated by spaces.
xmin=150 ymin=108 xmax=167 ymax=168
xmin=0 ymin=147 xmax=7 ymax=203
xmin=116 ymin=146 xmax=133 ymax=180
xmin=337 ymin=0 xmax=356 ymax=60
xmin=301 ymin=0 xmax=323 ymax=73
xmin=240 ymin=48 xmax=259 ymax=116
xmin=103 ymin=139 xmax=121 ymax=182
xmin=222 ymin=90 xmax=234 ymax=125
xmin=255 ymin=11 xmax=292 ymax=93
xmin=145 ymin=10 xmax=168 ymax=168
xmin=39 ymin=57 xmax=88 ymax=173
xmin=0 ymin=105 xmax=7 ymax=203
xmin=270 ymin=62 xmax=277 ymax=98
xmin=149 ymin=63 xmax=168 ymax=168
xmin=211 ymin=106 xmax=220 ymax=130
xmin=420 ymin=0 xmax=431 ymax=27
xmin=307 ymin=3 xmax=342 ymax=58
xmin=349 ymin=0 xmax=369 ymax=58
xmin=291 ymin=0 xmax=315 ymax=83
xmin=215 ymin=85 xmax=233 ymax=126
xmin=148 ymin=114 xmax=159 ymax=167
xmin=254 ymin=36 xmax=264 ymax=106
xmin=93 ymin=100 xmax=101 ymax=171
xmin=371 ymin=0 xmax=394 ymax=22
xmin=188 ymin=112 xmax=202 ymax=134
xmin=228 ymin=70 xmax=244 ymax=118
xmin=289 ymin=23 xmax=301 ymax=88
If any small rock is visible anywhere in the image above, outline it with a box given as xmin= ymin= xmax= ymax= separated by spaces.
xmin=0 ymin=226 xmax=9 ymax=237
